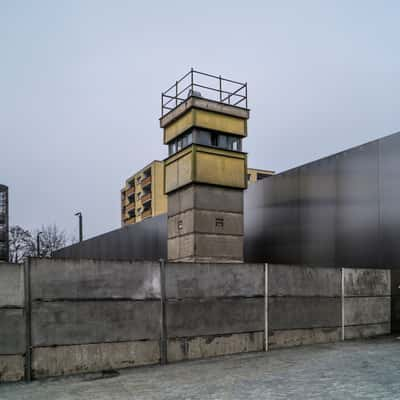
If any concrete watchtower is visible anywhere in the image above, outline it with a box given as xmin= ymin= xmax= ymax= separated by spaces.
xmin=160 ymin=69 xmax=249 ymax=263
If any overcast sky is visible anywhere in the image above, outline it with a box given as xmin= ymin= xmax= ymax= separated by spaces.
xmin=1 ymin=0 xmax=400 ymax=240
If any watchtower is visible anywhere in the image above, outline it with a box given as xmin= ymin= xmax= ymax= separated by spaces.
xmin=160 ymin=70 xmax=249 ymax=262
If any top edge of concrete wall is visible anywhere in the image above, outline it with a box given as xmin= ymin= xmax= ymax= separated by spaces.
xmin=165 ymin=262 xmax=264 ymax=299
xmin=30 ymin=258 xmax=161 ymax=300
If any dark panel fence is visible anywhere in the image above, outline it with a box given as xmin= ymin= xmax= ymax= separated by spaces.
xmin=244 ymin=131 xmax=400 ymax=268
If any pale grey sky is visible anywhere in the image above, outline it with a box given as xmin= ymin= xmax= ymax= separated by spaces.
xmin=1 ymin=0 xmax=400 ymax=240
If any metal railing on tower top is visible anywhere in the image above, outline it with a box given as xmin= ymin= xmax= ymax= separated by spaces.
xmin=161 ymin=69 xmax=248 ymax=116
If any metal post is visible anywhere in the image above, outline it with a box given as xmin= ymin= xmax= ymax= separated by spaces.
xmin=191 ymin=67 xmax=194 ymax=94
xmin=245 ymin=83 xmax=248 ymax=108
xmin=159 ymin=258 xmax=167 ymax=365
xmin=175 ymin=81 xmax=178 ymax=107
xmin=219 ymin=75 xmax=222 ymax=102
xmin=36 ymin=232 xmax=42 ymax=257
xmin=24 ymin=258 xmax=32 ymax=381
xmin=75 ymin=212 xmax=83 ymax=242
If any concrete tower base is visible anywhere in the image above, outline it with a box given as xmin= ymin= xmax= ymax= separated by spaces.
xmin=167 ymin=184 xmax=244 ymax=263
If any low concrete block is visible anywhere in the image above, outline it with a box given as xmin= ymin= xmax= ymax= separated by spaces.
xmin=32 ymin=340 xmax=160 ymax=378
xmin=344 ymin=323 xmax=390 ymax=340
xmin=30 ymin=258 xmax=160 ymax=300
xmin=167 ymin=298 xmax=264 ymax=338
xmin=344 ymin=297 xmax=390 ymax=326
xmin=268 ymin=297 xmax=341 ymax=330
xmin=268 ymin=265 xmax=341 ymax=297
xmin=166 ymin=263 xmax=264 ymax=299
xmin=268 ymin=327 xmax=341 ymax=349
xmin=0 ymin=355 xmax=24 ymax=382
xmin=344 ymin=268 xmax=390 ymax=297
xmin=0 ymin=263 xmax=24 ymax=307
xmin=167 ymin=332 xmax=264 ymax=362
xmin=0 ymin=309 xmax=26 ymax=355
xmin=32 ymin=300 xmax=160 ymax=346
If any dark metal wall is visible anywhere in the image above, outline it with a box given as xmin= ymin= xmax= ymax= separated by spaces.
xmin=53 ymin=214 xmax=167 ymax=261
xmin=0 ymin=185 xmax=9 ymax=262
xmin=244 ymin=131 xmax=400 ymax=268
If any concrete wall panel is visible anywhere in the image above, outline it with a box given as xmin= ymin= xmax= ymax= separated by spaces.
xmin=268 ymin=297 xmax=341 ymax=330
xmin=268 ymin=327 xmax=341 ymax=349
xmin=167 ymin=332 xmax=263 ymax=362
xmin=0 ymin=309 xmax=26 ymax=355
xmin=32 ymin=301 xmax=160 ymax=346
xmin=344 ymin=297 xmax=390 ymax=326
xmin=0 ymin=263 xmax=24 ymax=307
xmin=32 ymin=340 xmax=160 ymax=378
xmin=268 ymin=264 xmax=341 ymax=297
xmin=0 ymin=355 xmax=24 ymax=382
xmin=167 ymin=298 xmax=264 ymax=338
xmin=30 ymin=259 xmax=160 ymax=300
xmin=344 ymin=323 xmax=390 ymax=340
xmin=344 ymin=268 xmax=390 ymax=296
xmin=166 ymin=263 xmax=264 ymax=299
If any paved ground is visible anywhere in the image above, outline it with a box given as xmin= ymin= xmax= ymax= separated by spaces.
xmin=1 ymin=337 xmax=400 ymax=400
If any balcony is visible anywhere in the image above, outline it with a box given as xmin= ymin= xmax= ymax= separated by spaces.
xmin=126 ymin=186 xmax=135 ymax=196
xmin=142 ymin=208 xmax=152 ymax=219
xmin=124 ymin=216 xmax=136 ymax=225
xmin=141 ymin=175 xmax=152 ymax=188
xmin=141 ymin=192 xmax=152 ymax=204
xmin=126 ymin=202 xmax=136 ymax=212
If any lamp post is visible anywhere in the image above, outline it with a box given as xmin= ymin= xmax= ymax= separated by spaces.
xmin=75 ymin=212 xmax=83 ymax=242
xmin=36 ymin=231 xmax=43 ymax=257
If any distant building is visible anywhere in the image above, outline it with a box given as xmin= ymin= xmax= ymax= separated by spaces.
xmin=0 ymin=185 xmax=9 ymax=262
xmin=121 ymin=161 xmax=166 ymax=226
xmin=121 ymin=162 xmax=273 ymax=226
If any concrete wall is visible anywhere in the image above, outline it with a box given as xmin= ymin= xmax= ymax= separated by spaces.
xmin=267 ymin=264 xmax=342 ymax=348
xmin=29 ymin=258 xmax=161 ymax=378
xmin=0 ymin=263 xmax=25 ymax=382
xmin=165 ymin=263 xmax=265 ymax=362
xmin=0 ymin=259 xmax=393 ymax=382
xmin=343 ymin=268 xmax=391 ymax=339
xmin=267 ymin=265 xmax=391 ymax=349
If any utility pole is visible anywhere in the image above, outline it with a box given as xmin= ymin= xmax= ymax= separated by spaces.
xmin=36 ymin=231 xmax=43 ymax=257
xmin=74 ymin=212 xmax=83 ymax=242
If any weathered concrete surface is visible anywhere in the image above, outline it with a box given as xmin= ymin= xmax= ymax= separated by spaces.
xmin=167 ymin=298 xmax=264 ymax=337
xmin=32 ymin=340 xmax=160 ymax=378
xmin=30 ymin=259 xmax=160 ymax=300
xmin=268 ymin=297 xmax=341 ymax=330
xmin=344 ymin=268 xmax=390 ymax=296
xmin=344 ymin=323 xmax=390 ymax=339
xmin=0 ymin=263 xmax=24 ymax=307
xmin=268 ymin=264 xmax=341 ymax=297
xmin=168 ymin=184 xmax=243 ymax=217
xmin=32 ymin=301 xmax=160 ymax=346
xmin=0 ymin=355 xmax=24 ymax=382
xmin=167 ymin=332 xmax=264 ymax=362
xmin=268 ymin=327 xmax=341 ymax=349
xmin=344 ymin=297 xmax=390 ymax=326
xmin=165 ymin=263 xmax=264 ymax=299
xmin=0 ymin=309 xmax=26 ymax=355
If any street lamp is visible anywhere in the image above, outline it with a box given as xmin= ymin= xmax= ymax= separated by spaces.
xmin=36 ymin=231 xmax=43 ymax=257
xmin=75 ymin=212 xmax=83 ymax=242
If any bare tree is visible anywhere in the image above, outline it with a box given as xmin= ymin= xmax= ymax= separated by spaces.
xmin=34 ymin=224 xmax=67 ymax=257
xmin=8 ymin=225 xmax=34 ymax=263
